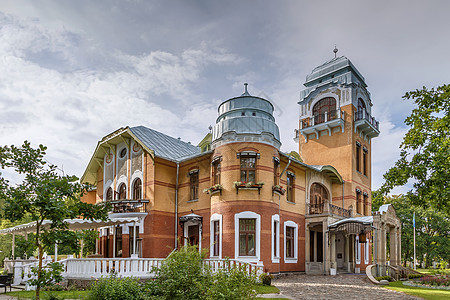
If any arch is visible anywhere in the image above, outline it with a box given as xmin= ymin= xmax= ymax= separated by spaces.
xmin=118 ymin=183 xmax=127 ymax=200
xmin=309 ymin=183 xmax=329 ymax=214
xmin=358 ymin=98 xmax=366 ymax=112
xmin=312 ymin=97 xmax=336 ymax=124
xmin=106 ymin=187 xmax=113 ymax=201
xmin=132 ymin=178 xmax=142 ymax=200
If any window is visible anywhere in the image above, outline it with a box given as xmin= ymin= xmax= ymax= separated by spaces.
xmin=241 ymin=111 xmax=245 ymax=116
xmin=189 ymin=171 xmax=199 ymax=201
xmin=212 ymin=160 xmax=221 ymax=185
xmin=312 ymin=97 xmax=336 ymax=124
xmin=273 ymin=159 xmax=279 ymax=186
xmin=356 ymin=189 xmax=362 ymax=214
xmin=358 ymin=98 xmax=366 ymax=115
xmin=235 ymin=211 xmax=260 ymax=262
xmin=284 ymin=221 xmax=298 ymax=262
xmin=309 ymin=183 xmax=328 ymax=214
xmin=252 ymin=112 xmax=256 ymax=116
xmin=363 ymin=148 xmax=368 ymax=176
xmin=355 ymin=235 xmax=361 ymax=264
xmin=210 ymin=214 xmax=222 ymax=258
xmin=129 ymin=226 xmax=139 ymax=256
xmin=363 ymin=193 xmax=369 ymax=216
xmin=119 ymin=148 xmax=127 ymax=159
xmin=286 ymin=227 xmax=295 ymax=258
xmin=115 ymin=226 xmax=122 ymax=257
xmin=106 ymin=187 xmax=113 ymax=201
xmin=133 ymin=178 xmax=142 ymax=200
xmin=118 ymin=183 xmax=126 ymax=200
xmin=364 ymin=237 xmax=370 ymax=264
xmin=356 ymin=142 xmax=361 ymax=172
xmin=240 ymin=155 xmax=256 ymax=183
xmin=287 ymin=172 xmax=295 ymax=203
xmin=239 ymin=219 xmax=256 ymax=256
xmin=271 ymin=214 xmax=280 ymax=263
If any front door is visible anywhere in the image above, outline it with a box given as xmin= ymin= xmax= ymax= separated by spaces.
xmin=188 ymin=224 xmax=200 ymax=246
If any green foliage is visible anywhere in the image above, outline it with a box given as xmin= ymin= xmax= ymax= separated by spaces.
xmin=409 ymin=274 xmax=423 ymax=279
xmin=381 ymin=84 xmax=450 ymax=213
xmin=375 ymin=275 xmax=393 ymax=281
xmin=29 ymin=262 xmax=64 ymax=289
xmin=87 ymin=274 xmax=146 ymax=300
xmin=0 ymin=141 xmax=109 ymax=299
xmin=148 ymin=245 xmax=258 ymax=300
xmin=259 ymin=272 xmax=273 ymax=286
xmin=205 ymin=263 xmax=257 ymax=300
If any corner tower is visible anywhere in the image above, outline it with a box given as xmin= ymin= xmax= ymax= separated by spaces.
xmin=296 ymin=56 xmax=380 ymax=216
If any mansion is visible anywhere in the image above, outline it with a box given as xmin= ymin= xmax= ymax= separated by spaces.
xmin=80 ymin=56 xmax=401 ymax=275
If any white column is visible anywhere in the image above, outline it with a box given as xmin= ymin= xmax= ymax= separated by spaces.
xmin=54 ymin=242 xmax=58 ymax=261
xmin=344 ymin=234 xmax=350 ymax=272
xmin=330 ymin=233 xmax=336 ymax=269
xmin=133 ymin=222 xmax=137 ymax=255
xmin=380 ymin=224 xmax=386 ymax=264
xmin=305 ymin=226 xmax=310 ymax=263
xmin=313 ymin=231 xmax=317 ymax=262
xmin=112 ymin=226 xmax=116 ymax=258
xmin=390 ymin=227 xmax=397 ymax=265
xmin=397 ymin=227 xmax=402 ymax=266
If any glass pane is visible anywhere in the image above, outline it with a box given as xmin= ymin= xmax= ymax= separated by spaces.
xmin=240 ymin=171 xmax=247 ymax=182
xmin=248 ymin=234 xmax=255 ymax=255
xmin=239 ymin=234 xmax=246 ymax=255
xmin=248 ymin=171 xmax=255 ymax=183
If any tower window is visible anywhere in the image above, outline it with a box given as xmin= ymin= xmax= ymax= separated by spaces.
xmin=252 ymin=112 xmax=256 ymax=116
xmin=273 ymin=159 xmax=279 ymax=186
xmin=212 ymin=160 xmax=221 ymax=185
xmin=312 ymin=97 xmax=336 ymax=124
xmin=239 ymin=218 xmax=256 ymax=256
xmin=363 ymin=147 xmax=368 ymax=176
xmin=240 ymin=155 xmax=256 ymax=183
xmin=356 ymin=142 xmax=361 ymax=172
xmin=356 ymin=189 xmax=362 ymax=214
xmin=363 ymin=193 xmax=369 ymax=216
xmin=241 ymin=112 xmax=245 ymax=116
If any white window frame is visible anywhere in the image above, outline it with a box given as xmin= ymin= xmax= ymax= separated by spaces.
xmin=355 ymin=235 xmax=361 ymax=264
xmin=235 ymin=211 xmax=260 ymax=263
xmin=271 ymin=214 xmax=280 ymax=263
xmin=364 ymin=239 xmax=369 ymax=264
xmin=210 ymin=213 xmax=222 ymax=258
xmin=284 ymin=221 xmax=298 ymax=263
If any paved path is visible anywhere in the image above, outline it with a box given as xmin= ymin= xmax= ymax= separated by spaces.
xmin=271 ymin=274 xmax=421 ymax=300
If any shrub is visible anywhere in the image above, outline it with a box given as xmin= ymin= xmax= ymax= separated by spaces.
xmin=408 ymin=274 xmax=423 ymax=279
xmin=259 ymin=273 xmax=273 ymax=286
xmin=375 ymin=275 xmax=392 ymax=282
xmin=87 ymin=274 xmax=146 ymax=300
xmin=419 ymin=275 xmax=450 ymax=287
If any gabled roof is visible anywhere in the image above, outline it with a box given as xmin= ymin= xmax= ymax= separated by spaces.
xmin=81 ymin=126 xmax=200 ymax=184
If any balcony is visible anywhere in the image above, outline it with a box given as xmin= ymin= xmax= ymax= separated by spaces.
xmin=108 ymin=199 xmax=149 ymax=214
xmin=354 ymin=109 xmax=380 ymax=139
xmin=307 ymin=202 xmax=351 ymax=218
xmin=299 ymin=109 xmax=345 ymax=142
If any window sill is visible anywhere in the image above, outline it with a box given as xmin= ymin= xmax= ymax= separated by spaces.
xmin=272 ymin=257 xmax=280 ymax=264
xmin=236 ymin=256 xmax=259 ymax=263
xmin=187 ymin=199 xmax=198 ymax=203
xmin=287 ymin=201 xmax=296 ymax=205
xmin=285 ymin=258 xmax=298 ymax=264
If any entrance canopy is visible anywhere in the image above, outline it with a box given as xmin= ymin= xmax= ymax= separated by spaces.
xmin=0 ymin=217 xmax=141 ymax=236
xmin=328 ymin=216 xmax=374 ymax=234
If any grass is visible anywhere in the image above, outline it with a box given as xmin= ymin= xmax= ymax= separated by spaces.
xmin=254 ymin=284 xmax=280 ymax=294
xmin=6 ymin=290 xmax=89 ymax=299
xmin=417 ymin=268 xmax=450 ymax=275
xmin=384 ymin=281 xmax=450 ymax=300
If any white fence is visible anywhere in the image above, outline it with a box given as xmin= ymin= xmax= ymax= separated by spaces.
xmin=9 ymin=256 xmax=264 ymax=285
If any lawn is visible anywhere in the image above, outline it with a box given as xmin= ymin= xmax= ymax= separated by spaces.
xmin=6 ymin=290 xmax=89 ymax=299
xmin=416 ymin=268 xmax=450 ymax=275
xmin=384 ymin=281 xmax=450 ymax=300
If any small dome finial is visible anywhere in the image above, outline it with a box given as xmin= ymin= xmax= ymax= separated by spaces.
xmin=241 ymin=83 xmax=250 ymax=96
xmin=333 ymin=45 xmax=338 ymax=58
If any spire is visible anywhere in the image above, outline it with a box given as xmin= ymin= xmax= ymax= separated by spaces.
xmin=241 ymin=83 xmax=250 ymax=96
xmin=333 ymin=45 xmax=338 ymax=58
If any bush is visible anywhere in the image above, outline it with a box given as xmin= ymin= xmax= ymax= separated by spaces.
xmin=375 ymin=275 xmax=392 ymax=282
xmin=259 ymin=273 xmax=273 ymax=286
xmin=87 ymin=274 xmax=146 ymax=300
xmin=408 ymin=274 xmax=423 ymax=279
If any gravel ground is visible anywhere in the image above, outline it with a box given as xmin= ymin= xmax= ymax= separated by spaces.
xmin=272 ymin=274 xmax=422 ymax=300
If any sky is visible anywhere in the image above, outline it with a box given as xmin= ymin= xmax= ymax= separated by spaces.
xmin=0 ymin=0 xmax=449 ymax=193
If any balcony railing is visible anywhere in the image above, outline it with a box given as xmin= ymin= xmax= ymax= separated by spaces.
xmin=108 ymin=199 xmax=149 ymax=214
xmin=307 ymin=202 xmax=351 ymax=218
xmin=354 ymin=109 xmax=379 ymax=131
xmin=301 ymin=109 xmax=344 ymax=129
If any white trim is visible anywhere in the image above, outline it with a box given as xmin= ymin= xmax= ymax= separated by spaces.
xmin=284 ymin=221 xmax=298 ymax=263
xmin=271 ymin=214 xmax=280 ymax=263
xmin=356 ymin=235 xmax=361 ymax=264
xmin=210 ymin=213 xmax=222 ymax=258
xmin=234 ymin=211 xmax=261 ymax=263
xmin=183 ymin=220 xmax=202 ymax=251
xmin=364 ymin=239 xmax=369 ymax=264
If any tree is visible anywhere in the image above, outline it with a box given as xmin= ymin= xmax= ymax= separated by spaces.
xmin=0 ymin=142 xmax=109 ymax=299
xmin=381 ymin=84 xmax=450 ymax=213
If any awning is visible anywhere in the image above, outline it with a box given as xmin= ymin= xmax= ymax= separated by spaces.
xmin=328 ymin=216 xmax=374 ymax=234
xmin=0 ymin=217 xmax=141 ymax=235
xmin=179 ymin=213 xmax=202 ymax=224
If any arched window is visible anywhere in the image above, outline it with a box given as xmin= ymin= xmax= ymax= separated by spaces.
xmin=358 ymin=98 xmax=366 ymax=112
xmin=118 ymin=183 xmax=127 ymax=200
xmin=309 ymin=183 xmax=328 ymax=214
xmin=312 ymin=97 xmax=336 ymax=124
xmin=133 ymin=178 xmax=142 ymax=200
xmin=106 ymin=187 xmax=113 ymax=201
xmin=357 ymin=98 xmax=366 ymax=120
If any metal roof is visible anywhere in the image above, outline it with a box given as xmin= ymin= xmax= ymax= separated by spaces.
xmin=130 ymin=126 xmax=200 ymax=161
xmin=328 ymin=216 xmax=374 ymax=229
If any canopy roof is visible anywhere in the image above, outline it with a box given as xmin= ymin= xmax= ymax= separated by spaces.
xmin=0 ymin=217 xmax=140 ymax=235
xmin=328 ymin=216 xmax=374 ymax=234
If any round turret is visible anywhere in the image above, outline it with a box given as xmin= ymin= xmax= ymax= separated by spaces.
xmin=212 ymin=84 xmax=281 ymax=149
